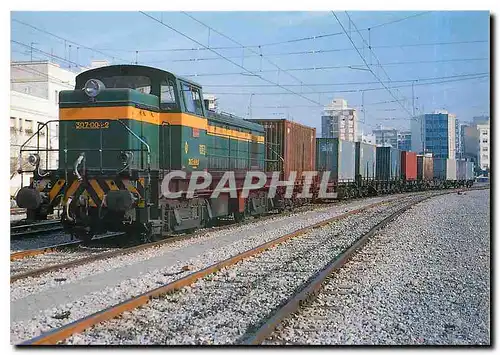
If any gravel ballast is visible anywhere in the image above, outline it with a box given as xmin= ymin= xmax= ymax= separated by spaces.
xmin=64 ymin=197 xmax=422 ymax=345
xmin=10 ymin=193 xmax=426 ymax=344
xmin=265 ymin=189 xmax=490 ymax=345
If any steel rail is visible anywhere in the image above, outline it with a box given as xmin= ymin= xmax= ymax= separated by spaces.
xmin=11 ymin=233 xmax=198 ymax=283
xmin=10 ymin=232 xmax=127 ymax=263
xmin=9 ymin=195 xmax=373 ymax=282
xmin=11 ymin=220 xmax=63 ymax=240
xmin=10 ymin=240 xmax=84 ymax=262
xmin=238 ymin=191 xmax=474 ymax=344
xmin=19 ymin=200 xmax=391 ymax=345
xmin=16 ymin=187 xmax=486 ymax=345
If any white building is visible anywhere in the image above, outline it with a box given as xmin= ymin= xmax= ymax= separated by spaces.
xmin=10 ymin=61 xmax=77 ymax=197
xmin=203 ymin=94 xmax=218 ymax=111
xmin=357 ymin=133 xmax=376 ymax=145
xmin=476 ymin=121 xmax=490 ymax=171
xmin=321 ymin=99 xmax=358 ymax=141
xmin=372 ymin=126 xmax=399 ymax=147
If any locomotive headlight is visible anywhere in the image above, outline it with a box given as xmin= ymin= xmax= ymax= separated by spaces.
xmin=28 ymin=153 xmax=40 ymax=167
xmin=83 ymin=79 xmax=105 ymax=97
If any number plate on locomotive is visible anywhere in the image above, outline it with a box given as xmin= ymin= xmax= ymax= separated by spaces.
xmin=75 ymin=121 xmax=110 ymax=129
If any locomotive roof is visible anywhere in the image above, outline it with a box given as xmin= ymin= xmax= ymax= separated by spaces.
xmin=75 ymin=64 xmax=202 ymax=89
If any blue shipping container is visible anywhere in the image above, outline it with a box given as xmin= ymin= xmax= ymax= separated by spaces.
xmin=376 ymin=146 xmax=401 ymax=180
xmin=316 ymin=138 xmax=356 ymax=181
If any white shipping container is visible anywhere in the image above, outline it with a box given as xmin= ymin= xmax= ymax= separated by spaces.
xmin=465 ymin=162 xmax=475 ymax=180
xmin=433 ymin=158 xmax=457 ymax=181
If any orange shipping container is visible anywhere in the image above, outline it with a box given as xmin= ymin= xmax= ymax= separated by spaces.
xmin=401 ymin=151 xmax=418 ymax=180
xmin=246 ymin=119 xmax=316 ymax=180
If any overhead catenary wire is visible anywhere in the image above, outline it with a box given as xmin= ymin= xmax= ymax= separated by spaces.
xmin=202 ymin=72 xmax=489 ymax=88
xmin=213 ymin=75 xmax=488 ymax=97
xmin=92 ymin=11 xmax=431 ymax=53
xmin=139 ymin=11 xmax=323 ymax=107
xmin=181 ymin=12 xmax=318 ymax=95
xmin=11 ymin=18 xmax=133 ymax=64
xmin=11 ymin=40 xmax=88 ymax=70
xmin=160 ymin=40 xmax=488 ymax=63
xmin=179 ymin=58 xmax=489 ymax=77
xmin=332 ymin=11 xmax=414 ymax=121
xmin=345 ymin=11 xmax=407 ymax=107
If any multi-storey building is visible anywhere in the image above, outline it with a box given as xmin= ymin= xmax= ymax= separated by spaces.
xmin=203 ymin=94 xmax=218 ymax=111
xmin=397 ymin=131 xmax=412 ymax=151
xmin=372 ymin=127 xmax=398 ymax=148
xmin=357 ymin=133 xmax=376 ymax=145
xmin=10 ymin=60 xmax=78 ymax=196
xmin=476 ymin=121 xmax=490 ymax=171
xmin=321 ymin=99 xmax=358 ymax=141
xmin=411 ymin=110 xmax=456 ymax=159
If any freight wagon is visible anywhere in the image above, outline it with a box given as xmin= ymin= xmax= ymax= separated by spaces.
xmin=456 ymin=159 xmax=475 ymax=187
xmin=246 ymin=119 xmax=316 ymax=182
xmin=376 ymin=146 xmax=402 ymax=193
xmin=355 ymin=142 xmax=377 ymax=196
xmin=433 ymin=158 xmax=458 ymax=188
xmin=417 ymin=154 xmax=434 ymax=181
xmin=315 ymin=138 xmax=356 ymax=199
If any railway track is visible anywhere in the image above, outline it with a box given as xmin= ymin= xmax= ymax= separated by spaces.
xmin=8 ymin=197 xmax=362 ymax=283
xmin=13 ymin=187 xmax=487 ymax=345
xmin=18 ymin=194 xmax=433 ymax=345
xmin=11 ymin=220 xmax=64 ymax=240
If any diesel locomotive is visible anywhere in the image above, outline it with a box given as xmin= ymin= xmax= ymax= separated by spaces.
xmin=16 ymin=65 xmax=275 ymax=241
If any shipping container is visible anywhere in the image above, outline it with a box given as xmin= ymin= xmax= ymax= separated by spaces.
xmin=417 ymin=155 xmax=433 ymax=181
xmin=465 ymin=162 xmax=475 ymax=180
xmin=355 ymin=142 xmax=377 ymax=179
xmin=316 ymin=138 xmax=356 ymax=181
xmin=401 ymin=151 xmax=418 ymax=180
xmin=433 ymin=158 xmax=457 ymax=180
xmin=376 ymin=147 xmax=401 ymax=180
xmin=456 ymin=159 xmax=467 ymax=180
xmin=247 ymin=119 xmax=316 ymax=180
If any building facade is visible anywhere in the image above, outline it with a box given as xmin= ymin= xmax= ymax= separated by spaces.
xmin=203 ymin=94 xmax=218 ymax=111
xmin=411 ymin=110 xmax=456 ymax=158
xmin=476 ymin=121 xmax=490 ymax=171
xmin=397 ymin=131 xmax=412 ymax=151
xmin=358 ymin=133 xmax=376 ymax=145
xmin=321 ymin=99 xmax=358 ymax=141
xmin=10 ymin=60 xmax=77 ymax=196
xmin=372 ymin=127 xmax=398 ymax=147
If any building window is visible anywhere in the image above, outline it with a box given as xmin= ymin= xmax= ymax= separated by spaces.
xmin=55 ymin=90 xmax=59 ymax=104
xmin=482 ymin=147 xmax=488 ymax=151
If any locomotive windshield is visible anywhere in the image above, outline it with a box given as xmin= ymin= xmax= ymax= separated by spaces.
xmin=99 ymin=75 xmax=152 ymax=94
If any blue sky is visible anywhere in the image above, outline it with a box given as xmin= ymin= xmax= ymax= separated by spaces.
xmin=10 ymin=11 xmax=490 ymax=134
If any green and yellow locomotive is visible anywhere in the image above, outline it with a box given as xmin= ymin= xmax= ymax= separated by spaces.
xmin=16 ymin=65 xmax=267 ymax=241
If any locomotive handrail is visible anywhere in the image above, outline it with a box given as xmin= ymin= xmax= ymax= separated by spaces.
xmin=18 ymin=120 xmax=152 ymax=193
xmin=116 ymin=119 xmax=151 ymax=172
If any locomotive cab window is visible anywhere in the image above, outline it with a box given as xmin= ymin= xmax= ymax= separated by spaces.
xmin=99 ymin=75 xmax=152 ymax=94
xmin=181 ymin=83 xmax=203 ymax=116
xmin=160 ymin=80 xmax=177 ymax=110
